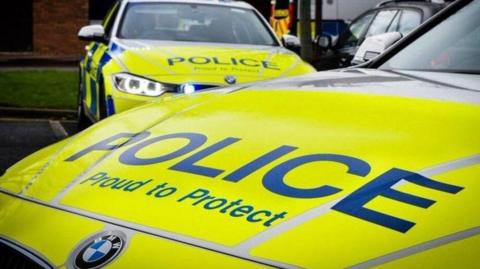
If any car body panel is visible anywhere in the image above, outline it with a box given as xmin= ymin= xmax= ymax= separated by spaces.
xmin=115 ymin=41 xmax=311 ymax=79
xmin=251 ymin=163 xmax=480 ymax=268
xmin=315 ymin=1 xmax=445 ymax=70
xmin=375 ymin=230 xmax=480 ymax=268
xmin=2 ymin=69 xmax=479 ymax=268
xmin=78 ymin=0 xmax=315 ymax=122
xmin=80 ymin=40 xmax=314 ymax=118
xmin=0 ymin=193 xmax=269 ymax=269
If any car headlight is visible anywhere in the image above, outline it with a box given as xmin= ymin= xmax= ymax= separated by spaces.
xmin=112 ymin=73 xmax=169 ymax=97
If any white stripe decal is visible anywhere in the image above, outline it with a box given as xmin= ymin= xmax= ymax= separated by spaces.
xmin=348 ymin=155 xmax=480 ymax=268
xmin=0 ymin=189 xmax=299 ymax=269
xmin=278 ymin=57 xmax=302 ymax=78
xmin=110 ymin=53 xmax=129 ymax=73
xmin=418 ymin=154 xmax=480 ymax=177
xmin=49 ymin=94 xmax=234 ymax=204
xmin=234 ymin=195 xmax=345 ymax=253
xmin=234 ymin=154 xmax=480 ymax=253
xmin=50 ymin=139 xmax=135 ymax=204
xmin=257 ymin=85 xmax=480 ymax=105
xmin=11 ymin=139 xmax=480 ymax=267
xmin=19 ymin=138 xmax=76 ymax=195
xmin=348 ymin=226 xmax=480 ymax=269
xmin=258 ymin=48 xmax=279 ymax=78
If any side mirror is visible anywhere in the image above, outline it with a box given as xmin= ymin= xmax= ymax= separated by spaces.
xmin=78 ymin=25 xmax=106 ymax=43
xmin=352 ymin=32 xmax=402 ymax=65
xmin=282 ymin=34 xmax=301 ymax=54
xmin=314 ymin=35 xmax=332 ymax=50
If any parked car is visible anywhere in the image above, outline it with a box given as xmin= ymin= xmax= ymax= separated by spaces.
xmin=77 ymin=0 xmax=315 ymax=128
xmin=1 ymin=0 xmax=479 ymax=268
xmin=314 ymin=0 xmax=447 ymax=70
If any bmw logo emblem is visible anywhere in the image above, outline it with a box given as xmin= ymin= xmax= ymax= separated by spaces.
xmin=224 ymin=75 xmax=237 ymax=85
xmin=69 ymin=231 xmax=125 ymax=269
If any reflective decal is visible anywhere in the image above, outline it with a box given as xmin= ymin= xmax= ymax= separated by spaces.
xmin=65 ymin=132 xmax=464 ymax=232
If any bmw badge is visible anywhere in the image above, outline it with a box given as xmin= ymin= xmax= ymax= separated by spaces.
xmin=224 ymin=75 xmax=237 ymax=85
xmin=70 ymin=231 xmax=125 ymax=269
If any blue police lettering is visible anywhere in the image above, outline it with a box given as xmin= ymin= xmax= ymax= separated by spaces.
xmin=212 ymin=57 xmax=235 ymax=65
xmin=262 ymin=61 xmax=280 ymax=70
xmin=332 ymin=168 xmax=464 ymax=232
xmin=167 ymin=57 xmax=185 ymax=66
xmin=224 ymin=145 xmax=297 ymax=182
xmin=65 ymin=131 xmax=464 ymax=233
xmin=166 ymin=56 xmax=278 ymax=69
xmin=177 ymin=188 xmax=287 ymax=227
xmin=239 ymin=58 xmax=259 ymax=67
xmin=119 ymin=133 xmax=206 ymax=165
xmin=246 ymin=210 xmax=272 ymax=223
xmin=146 ymin=182 xmax=177 ymax=198
xmin=170 ymin=137 xmax=241 ymax=177
xmin=80 ymin=172 xmax=152 ymax=192
xmin=65 ymin=132 xmax=150 ymax=161
xmin=188 ymin=57 xmax=211 ymax=65
xmin=263 ymin=154 xmax=371 ymax=198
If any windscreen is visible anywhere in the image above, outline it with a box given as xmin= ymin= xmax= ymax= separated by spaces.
xmin=380 ymin=0 xmax=480 ymax=74
xmin=118 ymin=3 xmax=278 ymax=46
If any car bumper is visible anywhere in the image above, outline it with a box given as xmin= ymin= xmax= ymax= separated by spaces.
xmin=0 ymin=191 xmax=269 ymax=269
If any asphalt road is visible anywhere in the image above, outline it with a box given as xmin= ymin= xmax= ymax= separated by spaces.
xmin=0 ymin=119 xmax=77 ymax=174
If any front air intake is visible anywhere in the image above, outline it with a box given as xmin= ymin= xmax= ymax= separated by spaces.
xmin=0 ymin=237 xmax=54 ymax=269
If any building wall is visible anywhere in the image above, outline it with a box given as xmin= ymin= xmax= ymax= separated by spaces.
xmin=1 ymin=1 xmax=268 ymax=59
xmin=0 ymin=0 xmax=33 ymax=53
xmin=33 ymin=0 xmax=89 ymax=57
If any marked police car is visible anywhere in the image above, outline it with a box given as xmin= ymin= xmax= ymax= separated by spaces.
xmin=77 ymin=0 xmax=315 ymax=128
xmin=1 ymin=0 xmax=479 ymax=268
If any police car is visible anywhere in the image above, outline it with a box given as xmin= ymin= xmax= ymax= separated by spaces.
xmin=1 ymin=0 xmax=479 ymax=268
xmin=77 ymin=0 xmax=315 ymax=128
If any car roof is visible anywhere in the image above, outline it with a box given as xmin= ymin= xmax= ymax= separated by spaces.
xmin=362 ymin=1 xmax=445 ymax=23
xmin=123 ymin=0 xmax=253 ymax=9
xmin=366 ymin=0 xmax=467 ymax=69
xmin=379 ymin=1 xmax=445 ymax=16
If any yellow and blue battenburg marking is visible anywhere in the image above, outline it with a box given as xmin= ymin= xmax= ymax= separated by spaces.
xmin=79 ymin=39 xmax=315 ymax=120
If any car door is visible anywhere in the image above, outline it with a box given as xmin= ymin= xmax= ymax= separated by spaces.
xmin=386 ymin=9 xmax=401 ymax=33
xmin=316 ymin=10 xmax=376 ymax=69
xmin=336 ymin=8 xmax=399 ymax=67
xmin=336 ymin=11 xmax=377 ymax=53
xmin=397 ymin=9 xmax=423 ymax=36
xmin=364 ymin=8 xmax=400 ymax=38
xmin=337 ymin=8 xmax=399 ymax=65
xmin=83 ymin=2 xmax=120 ymax=120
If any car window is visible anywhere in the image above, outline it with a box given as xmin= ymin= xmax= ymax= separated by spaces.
xmin=118 ymin=3 xmax=278 ymax=46
xmin=381 ymin=0 xmax=480 ymax=74
xmin=366 ymin=9 xmax=398 ymax=37
xmin=386 ymin=11 xmax=401 ymax=32
xmin=336 ymin=11 xmax=375 ymax=49
xmin=398 ymin=9 xmax=422 ymax=35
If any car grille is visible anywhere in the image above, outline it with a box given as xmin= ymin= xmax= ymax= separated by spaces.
xmin=172 ymin=83 xmax=220 ymax=93
xmin=0 ymin=238 xmax=53 ymax=269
